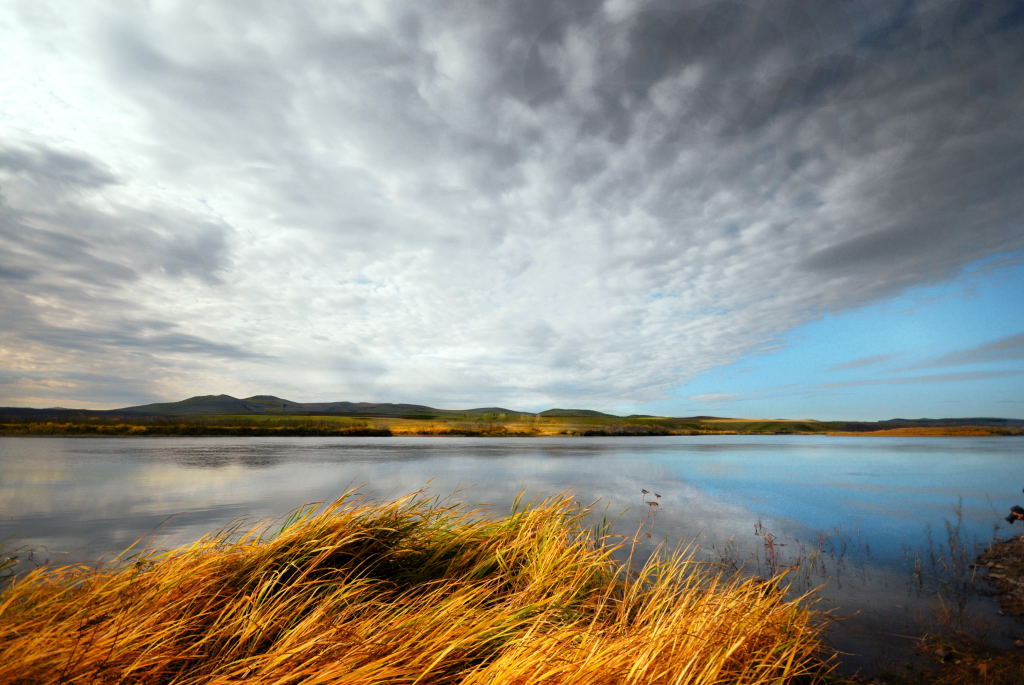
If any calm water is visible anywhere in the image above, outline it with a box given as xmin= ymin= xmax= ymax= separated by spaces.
xmin=1 ymin=435 xmax=1022 ymax=672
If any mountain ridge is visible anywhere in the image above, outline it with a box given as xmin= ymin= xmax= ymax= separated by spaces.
xmin=0 ymin=394 xmax=1022 ymax=426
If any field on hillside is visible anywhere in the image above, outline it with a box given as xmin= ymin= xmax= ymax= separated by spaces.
xmin=2 ymin=412 xmax=1020 ymax=437
xmin=0 ymin=414 xmax=807 ymax=436
xmin=826 ymin=426 xmax=1023 ymax=437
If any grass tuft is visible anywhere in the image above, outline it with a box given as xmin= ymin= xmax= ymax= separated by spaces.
xmin=0 ymin=492 xmax=829 ymax=683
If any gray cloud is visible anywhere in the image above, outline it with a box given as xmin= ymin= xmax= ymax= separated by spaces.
xmin=830 ymin=354 xmax=899 ymax=372
xmin=0 ymin=144 xmax=232 ymax=287
xmin=0 ymin=263 xmax=36 ymax=281
xmin=0 ymin=143 xmax=118 ymax=189
xmin=19 ymin=319 xmax=269 ymax=360
xmin=0 ymin=141 xmax=249 ymax=406
xmin=914 ymin=332 xmax=1024 ymax=368
xmin=1 ymin=1 xmax=1022 ymax=409
xmin=689 ymin=393 xmax=740 ymax=403
xmin=816 ymin=369 xmax=1023 ymax=389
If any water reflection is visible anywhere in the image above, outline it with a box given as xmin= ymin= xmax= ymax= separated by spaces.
xmin=0 ymin=435 xmax=1020 ymax=672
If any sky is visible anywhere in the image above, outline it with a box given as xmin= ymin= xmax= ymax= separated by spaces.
xmin=1 ymin=0 xmax=1022 ymax=420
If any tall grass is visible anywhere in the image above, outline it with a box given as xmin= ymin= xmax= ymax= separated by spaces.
xmin=0 ymin=493 xmax=828 ymax=683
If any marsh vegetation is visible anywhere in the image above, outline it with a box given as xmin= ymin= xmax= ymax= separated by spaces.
xmin=3 ymin=413 xmax=1019 ymax=437
xmin=0 ymin=494 xmax=827 ymax=683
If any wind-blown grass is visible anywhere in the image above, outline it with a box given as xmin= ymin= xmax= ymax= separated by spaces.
xmin=0 ymin=493 xmax=829 ymax=683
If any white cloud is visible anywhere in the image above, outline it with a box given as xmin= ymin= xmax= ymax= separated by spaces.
xmin=689 ymin=393 xmax=739 ymax=403
xmin=1 ymin=1 xmax=1022 ymax=409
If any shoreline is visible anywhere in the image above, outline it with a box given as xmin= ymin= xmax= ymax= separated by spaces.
xmin=978 ymin=534 xmax=1024 ymax=619
xmin=2 ymin=427 xmax=1020 ymax=438
xmin=2 ymin=416 xmax=1021 ymax=440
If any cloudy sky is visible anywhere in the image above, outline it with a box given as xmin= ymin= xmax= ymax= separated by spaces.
xmin=1 ymin=0 xmax=1022 ymax=419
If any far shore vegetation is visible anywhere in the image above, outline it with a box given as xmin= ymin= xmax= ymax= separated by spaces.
xmin=3 ymin=393 xmax=1020 ymax=437
xmin=1 ymin=413 xmax=1020 ymax=438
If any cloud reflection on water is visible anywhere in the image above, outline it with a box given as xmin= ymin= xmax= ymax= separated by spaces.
xmin=0 ymin=435 xmax=1017 ymax=565
xmin=0 ymin=435 xmax=1019 ymax=672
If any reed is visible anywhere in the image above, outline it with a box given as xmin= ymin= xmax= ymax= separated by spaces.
xmin=0 ymin=493 xmax=829 ymax=683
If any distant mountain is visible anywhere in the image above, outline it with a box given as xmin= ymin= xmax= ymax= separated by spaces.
xmin=882 ymin=417 xmax=1021 ymax=426
xmin=538 ymin=408 xmax=619 ymax=417
xmin=0 ymin=407 xmax=101 ymax=420
xmin=108 ymin=396 xmax=537 ymax=419
xmin=117 ymin=394 xmax=269 ymax=415
xmin=109 ymin=395 xmax=447 ymax=418
xmin=462 ymin=407 xmax=530 ymax=416
xmin=301 ymin=402 xmax=442 ymax=418
xmin=1 ymin=394 xmax=1022 ymax=428
xmin=244 ymin=395 xmax=305 ymax=409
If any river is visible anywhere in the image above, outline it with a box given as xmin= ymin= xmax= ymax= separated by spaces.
xmin=1 ymin=434 xmax=1021 ymax=673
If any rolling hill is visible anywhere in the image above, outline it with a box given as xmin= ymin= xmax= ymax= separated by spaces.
xmin=1 ymin=394 xmax=1021 ymax=436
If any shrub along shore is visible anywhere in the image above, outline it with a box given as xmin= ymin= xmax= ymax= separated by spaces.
xmin=0 ymin=494 xmax=829 ymax=683
xmin=2 ymin=415 xmax=1020 ymax=437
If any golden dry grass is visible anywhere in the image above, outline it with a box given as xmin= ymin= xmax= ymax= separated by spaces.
xmin=826 ymin=426 xmax=1019 ymax=437
xmin=382 ymin=419 xmax=552 ymax=436
xmin=0 ymin=493 xmax=830 ymax=684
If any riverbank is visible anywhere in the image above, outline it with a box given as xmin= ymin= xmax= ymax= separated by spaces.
xmin=826 ymin=427 xmax=1022 ymax=437
xmin=2 ymin=418 xmax=1020 ymax=438
xmin=978 ymin=534 xmax=1024 ymax=618
xmin=0 ymin=494 xmax=828 ymax=683
xmin=846 ymin=536 xmax=1024 ymax=684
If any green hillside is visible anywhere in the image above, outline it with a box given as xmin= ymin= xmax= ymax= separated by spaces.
xmin=1 ymin=394 xmax=1021 ymax=437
